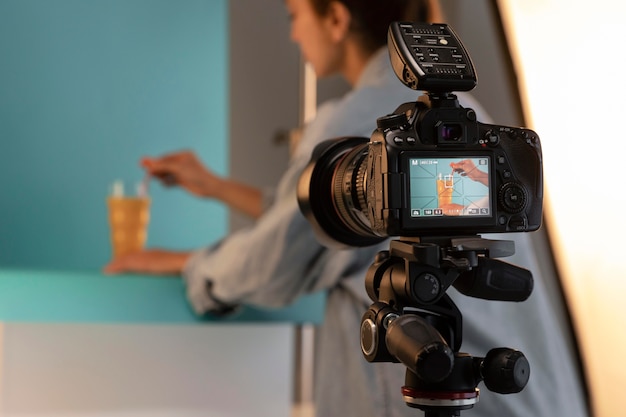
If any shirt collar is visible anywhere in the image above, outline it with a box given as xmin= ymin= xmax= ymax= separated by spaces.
xmin=354 ymin=47 xmax=392 ymax=90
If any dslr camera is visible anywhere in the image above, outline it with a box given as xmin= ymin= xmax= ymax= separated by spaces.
xmin=298 ymin=22 xmax=543 ymax=248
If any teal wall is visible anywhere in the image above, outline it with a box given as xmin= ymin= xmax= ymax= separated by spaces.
xmin=0 ymin=0 xmax=228 ymax=270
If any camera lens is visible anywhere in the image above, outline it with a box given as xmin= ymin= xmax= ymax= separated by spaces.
xmin=297 ymin=137 xmax=386 ymax=248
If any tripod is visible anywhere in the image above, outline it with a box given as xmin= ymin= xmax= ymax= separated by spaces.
xmin=359 ymin=236 xmax=533 ymax=416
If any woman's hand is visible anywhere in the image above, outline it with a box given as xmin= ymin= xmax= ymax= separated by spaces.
xmin=141 ymin=150 xmax=221 ymax=198
xmin=142 ymin=150 xmax=263 ymax=219
xmin=450 ymin=159 xmax=489 ymax=186
xmin=103 ymin=249 xmax=192 ymax=276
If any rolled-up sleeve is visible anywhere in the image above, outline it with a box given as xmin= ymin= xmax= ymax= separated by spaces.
xmin=181 ymin=150 xmax=342 ymax=315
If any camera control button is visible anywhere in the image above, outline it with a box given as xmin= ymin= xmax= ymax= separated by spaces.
xmin=508 ymin=215 xmax=528 ymax=231
xmin=499 ymin=183 xmax=527 ymax=213
xmin=393 ymin=136 xmax=404 ymax=145
xmin=406 ymin=136 xmax=416 ymax=144
xmin=485 ymin=130 xmax=500 ymax=146
xmin=497 ymin=156 xmax=506 ymax=164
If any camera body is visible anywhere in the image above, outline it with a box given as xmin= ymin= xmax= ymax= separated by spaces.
xmin=365 ymin=95 xmax=543 ymax=237
xmin=297 ymin=22 xmax=543 ymax=247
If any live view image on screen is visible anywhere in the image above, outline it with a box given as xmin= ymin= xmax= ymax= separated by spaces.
xmin=408 ymin=157 xmax=491 ymax=218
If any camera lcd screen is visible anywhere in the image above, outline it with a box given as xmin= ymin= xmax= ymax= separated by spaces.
xmin=408 ymin=157 xmax=491 ymax=218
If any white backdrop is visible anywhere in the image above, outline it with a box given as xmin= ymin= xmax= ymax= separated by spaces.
xmin=499 ymin=2 xmax=626 ymax=416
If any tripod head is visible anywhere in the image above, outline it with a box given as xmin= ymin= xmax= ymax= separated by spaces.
xmin=360 ymin=236 xmax=533 ymax=416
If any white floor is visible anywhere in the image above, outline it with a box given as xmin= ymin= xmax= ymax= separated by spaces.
xmin=0 ymin=323 xmax=295 ymax=417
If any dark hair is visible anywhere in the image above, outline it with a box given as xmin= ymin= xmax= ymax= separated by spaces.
xmin=308 ymin=0 xmax=435 ymax=52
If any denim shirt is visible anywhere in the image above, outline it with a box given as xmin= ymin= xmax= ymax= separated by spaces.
xmin=182 ymin=49 xmax=588 ymax=417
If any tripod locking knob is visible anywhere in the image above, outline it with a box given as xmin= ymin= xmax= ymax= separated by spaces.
xmin=481 ymin=348 xmax=530 ymax=394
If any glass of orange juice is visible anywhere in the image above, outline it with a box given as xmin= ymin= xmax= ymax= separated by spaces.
xmin=436 ymin=173 xmax=454 ymax=207
xmin=107 ymin=180 xmax=150 ymax=258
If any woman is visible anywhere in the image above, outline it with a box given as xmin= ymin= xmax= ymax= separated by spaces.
xmin=105 ymin=1 xmax=588 ymax=417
